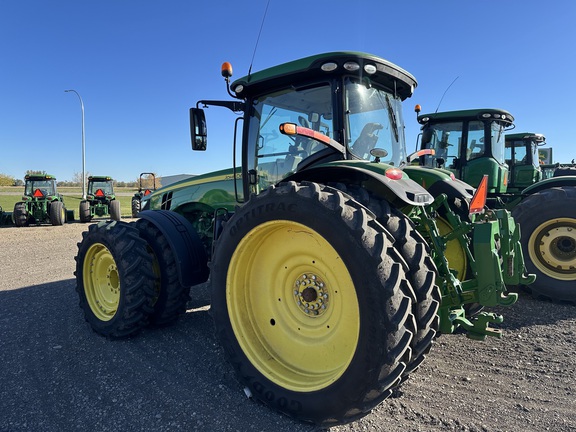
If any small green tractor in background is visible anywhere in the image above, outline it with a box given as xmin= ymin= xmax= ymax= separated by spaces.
xmin=534 ymin=145 xmax=576 ymax=179
xmin=13 ymin=174 xmax=68 ymax=227
xmin=131 ymin=172 xmax=157 ymax=218
xmin=79 ymin=175 xmax=121 ymax=222
xmin=416 ymin=108 xmax=576 ymax=302
xmin=75 ymin=52 xmax=533 ymax=426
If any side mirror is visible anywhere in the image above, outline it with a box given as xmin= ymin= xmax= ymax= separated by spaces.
xmin=190 ymin=108 xmax=207 ymax=151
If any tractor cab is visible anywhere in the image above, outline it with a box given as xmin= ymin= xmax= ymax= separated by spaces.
xmin=191 ymin=52 xmax=417 ymax=200
xmin=23 ymin=174 xmax=58 ymax=200
xmin=504 ymin=132 xmax=545 ymax=191
xmin=416 ymin=108 xmax=514 ymax=193
xmin=87 ymin=176 xmax=115 ymax=201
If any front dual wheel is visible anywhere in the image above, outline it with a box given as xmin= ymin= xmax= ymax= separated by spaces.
xmin=211 ymin=181 xmax=415 ymax=426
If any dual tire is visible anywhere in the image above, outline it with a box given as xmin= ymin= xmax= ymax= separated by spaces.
xmin=75 ymin=181 xmax=438 ymax=426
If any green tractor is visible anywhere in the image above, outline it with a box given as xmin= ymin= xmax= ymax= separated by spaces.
xmin=75 ymin=52 xmax=532 ymax=426
xmin=79 ymin=176 xmax=121 ymax=222
xmin=13 ymin=174 xmax=68 ymax=227
xmin=131 ymin=172 xmax=157 ymax=218
xmin=415 ymin=107 xmax=576 ymax=302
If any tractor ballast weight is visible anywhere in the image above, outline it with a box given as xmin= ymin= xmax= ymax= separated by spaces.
xmin=79 ymin=176 xmax=121 ymax=222
xmin=131 ymin=172 xmax=157 ymax=218
xmin=416 ymin=107 xmax=576 ymax=302
xmin=75 ymin=52 xmax=532 ymax=426
xmin=13 ymin=174 xmax=68 ymax=227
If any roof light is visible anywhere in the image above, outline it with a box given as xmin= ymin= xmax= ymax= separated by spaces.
xmin=221 ymin=62 xmax=233 ymax=79
xmin=321 ymin=62 xmax=338 ymax=72
xmin=343 ymin=62 xmax=360 ymax=71
xmin=481 ymin=113 xmax=491 ymax=118
xmin=414 ymin=104 xmax=421 ymax=113
xmin=469 ymin=175 xmax=488 ymax=215
xmin=385 ymin=168 xmax=403 ymax=180
xmin=364 ymin=64 xmax=377 ymax=74
xmin=234 ymin=84 xmax=244 ymax=93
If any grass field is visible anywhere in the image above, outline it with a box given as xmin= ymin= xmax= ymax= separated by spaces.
xmin=0 ymin=186 xmax=139 ymax=219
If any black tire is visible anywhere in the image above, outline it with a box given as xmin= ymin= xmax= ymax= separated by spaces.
xmin=341 ymin=185 xmax=440 ymax=378
xmin=131 ymin=197 xmax=141 ymax=218
xmin=211 ymin=181 xmax=414 ymax=426
xmin=512 ymin=187 xmax=576 ymax=302
xmin=79 ymin=200 xmax=91 ymax=223
xmin=109 ymin=200 xmax=121 ymax=221
xmin=49 ymin=201 xmax=65 ymax=226
xmin=74 ymin=221 xmax=156 ymax=338
xmin=13 ymin=202 xmax=28 ymax=227
xmin=136 ymin=218 xmax=193 ymax=326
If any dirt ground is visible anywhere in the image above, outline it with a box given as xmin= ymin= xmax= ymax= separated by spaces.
xmin=0 ymin=222 xmax=574 ymax=432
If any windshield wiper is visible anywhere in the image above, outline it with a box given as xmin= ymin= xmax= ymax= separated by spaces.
xmin=385 ymin=94 xmax=399 ymax=142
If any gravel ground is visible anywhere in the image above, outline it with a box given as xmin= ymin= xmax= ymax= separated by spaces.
xmin=0 ymin=221 xmax=575 ymax=432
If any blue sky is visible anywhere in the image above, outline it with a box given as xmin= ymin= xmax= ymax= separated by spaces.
xmin=1 ymin=1 xmax=575 ymax=182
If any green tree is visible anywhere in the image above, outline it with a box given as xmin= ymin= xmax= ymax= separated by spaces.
xmin=0 ymin=173 xmax=16 ymax=186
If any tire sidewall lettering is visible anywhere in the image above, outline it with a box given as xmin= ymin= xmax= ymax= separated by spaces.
xmin=229 ymin=202 xmax=297 ymax=237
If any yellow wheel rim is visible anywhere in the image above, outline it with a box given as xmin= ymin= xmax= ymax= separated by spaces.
xmin=436 ymin=217 xmax=467 ymax=279
xmin=227 ymin=220 xmax=360 ymax=392
xmin=83 ymin=242 xmax=120 ymax=321
xmin=528 ymin=218 xmax=576 ymax=280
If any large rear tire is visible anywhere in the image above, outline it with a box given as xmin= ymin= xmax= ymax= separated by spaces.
xmin=341 ymin=185 xmax=440 ymax=378
xmin=49 ymin=201 xmax=65 ymax=226
xmin=211 ymin=181 xmax=414 ymax=426
xmin=512 ymin=187 xmax=576 ymax=302
xmin=131 ymin=197 xmax=141 ymax=218
xmin=13 ymin=202 xmax=28 ymax=227
xmin=74 ymin=221 xmax=155 ymax=338
xmin=136 ymin=218 xmax=196 ymax=326
xmin=109 ymin=200 xmax=121 ymax=221
xmin=79 ymin=200 xmax=91 ymax=223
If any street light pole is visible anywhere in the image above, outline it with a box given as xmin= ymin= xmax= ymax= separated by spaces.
xmin=65 ymin=89 xmax=86 ymax=199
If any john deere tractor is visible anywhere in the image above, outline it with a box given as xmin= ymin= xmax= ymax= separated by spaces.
xmin=13 ymin=174 xmax=67 ymax=227
xmin=79 ymin=176 xmax=121 ymax=222
xmin=75 ymin=52 xmax=532 ymax=426
xmin=131 ymin=172 xmax=157 ymax=218
xmin=416 ymin=108 xmax=576 ymax=302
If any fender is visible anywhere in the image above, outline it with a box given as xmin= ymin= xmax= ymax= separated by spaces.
xmin=521 ymin=175 xmax=576 ymax=195
xmin=404 ymin=166 xmax=473 ymax=201
xmin=285 ymin=164 xmax=433 ymax=207
xmin=139 ymin=210 xmax=209 ymax=286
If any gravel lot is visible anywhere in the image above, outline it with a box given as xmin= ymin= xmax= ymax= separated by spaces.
xmin=1 ymin=221 xmax=575 ymax=431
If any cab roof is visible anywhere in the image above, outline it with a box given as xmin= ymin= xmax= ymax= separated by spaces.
xmin=417 ymin=108 xmax=514 ymax=125
xmin=25 ymin=174 xmax=56 ymax=181
xmin=506 ymin=132 xmax=546 ymax=142
xmin=231 ymin=51 xmax=418 ymax=101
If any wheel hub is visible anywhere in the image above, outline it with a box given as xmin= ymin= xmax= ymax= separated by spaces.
xmin=531 ymin=219 xmax=576 ymax=278
xmin=293 ymin=273 xmax=329 ymax=317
